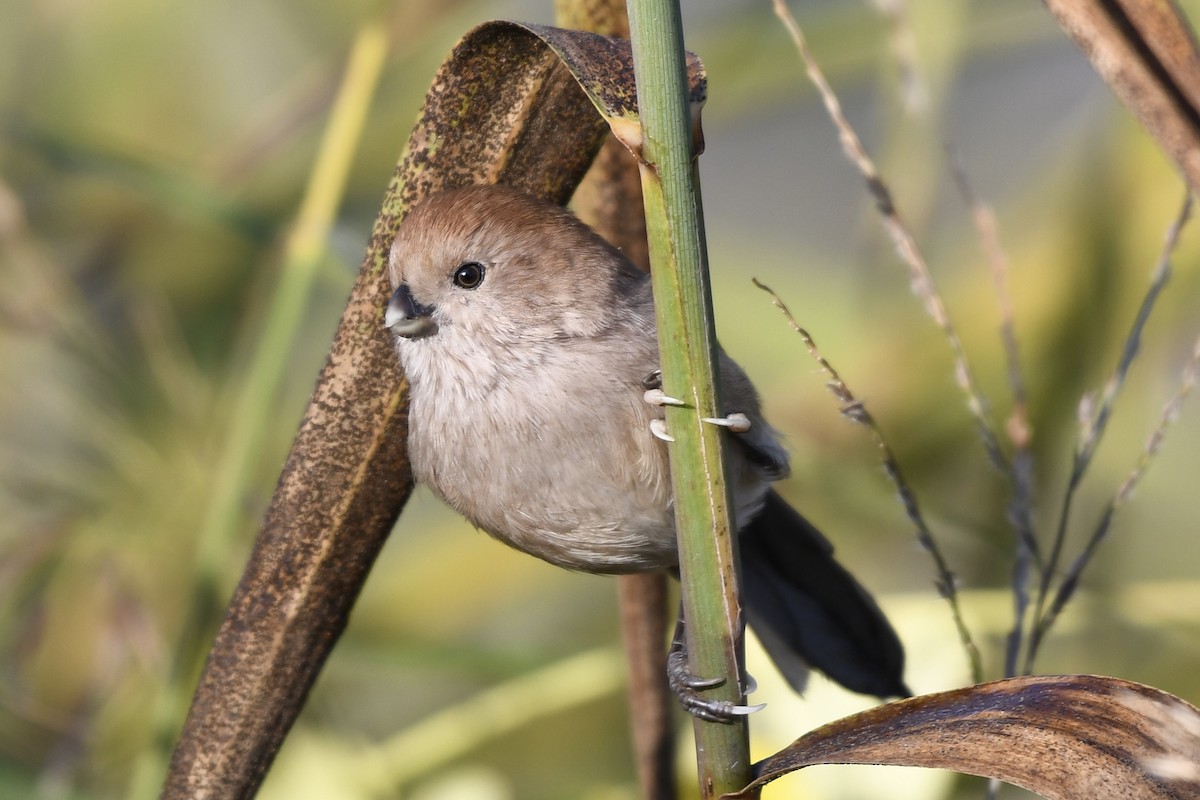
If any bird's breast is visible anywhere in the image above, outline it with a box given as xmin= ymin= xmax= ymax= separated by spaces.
xmin=400 ymin=335 xmax=679 ymax=573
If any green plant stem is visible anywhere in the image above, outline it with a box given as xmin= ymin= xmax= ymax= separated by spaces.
xmin=626 ymin=2 xmax=754 ymax=796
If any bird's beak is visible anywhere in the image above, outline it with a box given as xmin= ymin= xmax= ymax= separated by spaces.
xmin=386 ymin=283 xmax=438 ymax=338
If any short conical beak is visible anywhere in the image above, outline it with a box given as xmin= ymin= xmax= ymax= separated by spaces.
xmin=386 ymin=284 xmax=438 ymax=338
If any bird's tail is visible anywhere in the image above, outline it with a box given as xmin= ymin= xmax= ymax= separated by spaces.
xmin=738 ymin=489 xmax=910 ymax=698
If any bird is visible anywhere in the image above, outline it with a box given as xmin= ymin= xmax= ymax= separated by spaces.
xmin=385 ymin=184 xmax=908 ymax=719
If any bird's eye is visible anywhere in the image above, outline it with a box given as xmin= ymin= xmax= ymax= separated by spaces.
xmin=452 ymin=262 xmax=485 ymax=289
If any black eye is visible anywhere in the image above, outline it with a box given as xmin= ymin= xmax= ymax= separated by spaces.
xmin=452 ymin=261 xmax=485 ymax=289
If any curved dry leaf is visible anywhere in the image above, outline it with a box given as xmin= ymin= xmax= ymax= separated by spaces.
xmin=526 ymin=23 xmax=706 ymax=157
xmin=162 ymin=20 xmax=706 ymax=800
xmin=727 ymin=674 xmax=1200 ymax=800
xmin=1045 ymin=0 xmax=1200 ymax=191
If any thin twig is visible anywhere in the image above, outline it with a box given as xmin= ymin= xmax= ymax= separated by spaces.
xmin=771 ymin=0 xmax=1008 ymax=475
xmin=945 ymin=145 xmax=1039 ymax=679
xmin=754 ymin=278 xmax=983 ymax=683
xmin=1037 ymin=333 xmax=1200 ymax=641
xmin=1024 ymin=192 xmax=1193 ymax=673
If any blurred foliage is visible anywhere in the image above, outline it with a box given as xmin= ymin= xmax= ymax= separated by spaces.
xmin=3 ymin=0 xmax=1200 ymax=798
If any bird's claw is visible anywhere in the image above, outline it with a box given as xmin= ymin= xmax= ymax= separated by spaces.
xmin=675 ymin=693 xmax=766 ymax=723
xmin=643 ymin=369 xmax=750 ymax=441
xmin=644 ymin=388 xmax=686 ymax=407
xmin=644 ymin=371 xmax=682 ymax=443
xmin=668 ymin=620 xmax=764 ymax=723
xmin=701 ymin=412 xmax=752 ymax=433
xmin=649 ymin=419 xmax=674 ymax=442
xmin=668 ymin=670 xmax=766 ymax=723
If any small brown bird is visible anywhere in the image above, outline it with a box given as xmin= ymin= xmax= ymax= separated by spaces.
xmin=386 ymin=185 xmax=907 ymax=717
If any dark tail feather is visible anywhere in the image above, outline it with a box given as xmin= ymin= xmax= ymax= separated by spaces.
xmin=739 ymin=490 xmax=910 ymax=698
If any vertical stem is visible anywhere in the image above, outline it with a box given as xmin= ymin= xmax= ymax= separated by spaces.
xmin=626 ymin=2 xmax=754 ymax=797
xmin=554 ymin=3 xmax=678 ymax=797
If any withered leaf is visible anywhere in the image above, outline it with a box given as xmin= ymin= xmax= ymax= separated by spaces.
xmin=1045 ymin=0 xmax=1200 ymax=192
xmin=727 ymin=674 xmax=1200 ymax=800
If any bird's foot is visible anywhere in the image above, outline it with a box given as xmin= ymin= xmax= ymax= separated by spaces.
xmin=667 ymin=615 xmax=764 ymax=723
xmin=649 ymin=419 xmax=675 ymax=443
xmin=644 ymin=388 xmax=686 ymax=408
xmin=642 ymin=369 xmax=752 ymax=439
xmin=643 ymin=370 xmax=682 ymax=442
xmin=701 ymin=412 xmax=752 ymax=433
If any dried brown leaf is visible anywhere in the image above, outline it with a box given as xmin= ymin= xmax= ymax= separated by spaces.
xmin=1044 ymin=0 xmax=1200 ymax=191
xmin=727 ymin=675 xmax=1200 ymax=799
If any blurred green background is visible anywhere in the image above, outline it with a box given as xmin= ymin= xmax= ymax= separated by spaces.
xmin=4 ymin=0 xmax=1200 ymax=798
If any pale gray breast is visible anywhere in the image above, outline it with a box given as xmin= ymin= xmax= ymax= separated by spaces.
xmin=400 ymin=326 xmax=680 ymax=573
